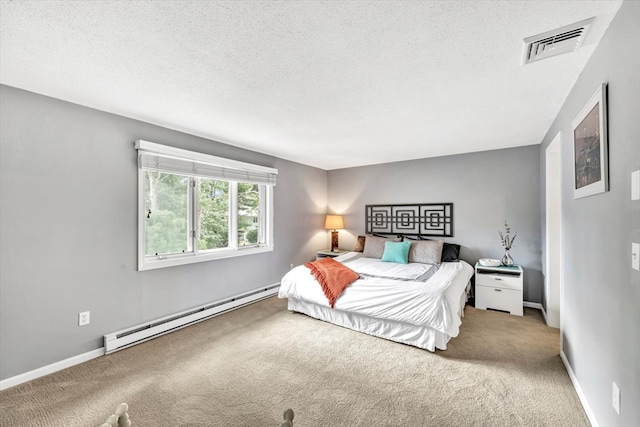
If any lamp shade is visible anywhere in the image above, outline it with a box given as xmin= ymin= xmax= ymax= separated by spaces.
xmin=324 ymin=215 xmax=344 ymax=230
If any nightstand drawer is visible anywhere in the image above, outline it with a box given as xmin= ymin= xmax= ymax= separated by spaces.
xmin=475 ymin=285 xmax=523 ymax=316
xmin=475 ymin=273 xmax=521 ymax=291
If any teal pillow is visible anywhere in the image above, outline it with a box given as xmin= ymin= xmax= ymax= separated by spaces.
xmin=381 ymin=240 xmax=411 ymax=264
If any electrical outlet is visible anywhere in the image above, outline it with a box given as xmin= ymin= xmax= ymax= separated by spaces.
xmin=632 ymin=243 xmax=639 ymax=271
xmin=612 ymin=382 xmax=620 ymax=415
xmin=79 ymin=311 xmax=90 ymax=326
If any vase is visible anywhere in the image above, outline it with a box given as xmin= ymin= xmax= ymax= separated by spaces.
xmin=502 ymin=249 xmax=514 ymax=267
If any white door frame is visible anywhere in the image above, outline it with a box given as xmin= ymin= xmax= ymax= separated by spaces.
xmin=545 ymin=133 xmax=562 ymax=330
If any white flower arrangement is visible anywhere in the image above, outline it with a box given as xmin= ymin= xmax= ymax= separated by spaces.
xmin=499 ymin=221 xmax=517 ymax=250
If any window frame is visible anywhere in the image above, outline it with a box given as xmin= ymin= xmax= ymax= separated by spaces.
xmin=135 ymin=140 xmax=276 ymax=271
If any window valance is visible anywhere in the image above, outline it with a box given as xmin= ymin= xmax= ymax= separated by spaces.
xmin=135 ymin=140 xmax=277 ymax=186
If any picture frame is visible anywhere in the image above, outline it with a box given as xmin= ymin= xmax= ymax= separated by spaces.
xmin=572 ymin=83 xmax=608 ymax=199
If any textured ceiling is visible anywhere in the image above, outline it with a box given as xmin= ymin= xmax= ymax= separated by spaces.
xmin=0 ymin=0 xmax=623 ymax=170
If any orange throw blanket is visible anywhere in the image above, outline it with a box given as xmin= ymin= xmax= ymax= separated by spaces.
xmin=304 ymin=257 xmax=360 ymax=308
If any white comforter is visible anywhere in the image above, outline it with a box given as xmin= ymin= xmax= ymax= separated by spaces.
xmin=279 ymin=252 xmax=473 ymax=337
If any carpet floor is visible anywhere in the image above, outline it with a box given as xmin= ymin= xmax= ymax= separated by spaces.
xmin=0 ymin=297 xmax=589 ymax=426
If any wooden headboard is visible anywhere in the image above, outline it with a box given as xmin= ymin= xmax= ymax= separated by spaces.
xmin=365 ymin=203 xmax=454 ymax=238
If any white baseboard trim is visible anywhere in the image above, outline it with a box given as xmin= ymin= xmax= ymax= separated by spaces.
xmin=523 ymin=301 xmax=542 ymax=310
xmin=0 ymin=347 xmax=104 ymax=391
xmin=540 ymin=305 xmax=549 ymax=324
xmin=560 ymin=351 xmax=598 ymax=427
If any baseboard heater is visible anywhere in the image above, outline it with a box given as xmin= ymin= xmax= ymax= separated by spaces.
xmin=104 ymin=284 xmax=280 ymax=354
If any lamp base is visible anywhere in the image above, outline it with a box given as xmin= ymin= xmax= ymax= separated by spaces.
xmin=331 ymin=230 xmax=339 ymax=252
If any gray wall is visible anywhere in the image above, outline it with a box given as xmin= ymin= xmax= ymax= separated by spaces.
xmin=327 ymin=145 xmax=542 ymax=302
xmin=0 ymin=85 xmax=328 ymax=381
xmin=538 ymin=1 xmax=640 ymax=426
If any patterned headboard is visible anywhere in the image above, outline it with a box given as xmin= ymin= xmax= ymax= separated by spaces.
xmin=365 ymin=203 xmax=454 ymax=237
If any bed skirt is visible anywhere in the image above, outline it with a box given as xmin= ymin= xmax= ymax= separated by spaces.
xmin=287 ymin=298 xmax=454 ymax=351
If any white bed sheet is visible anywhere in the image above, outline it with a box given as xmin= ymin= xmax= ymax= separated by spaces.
xmin=341 ymin=254 xmax=436 ymax=280
xmin=278 ymin=253 xmax=474 ymax=351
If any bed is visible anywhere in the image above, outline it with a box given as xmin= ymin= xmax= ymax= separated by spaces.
xmin=278 ymin=233 xmax=474 ymax=351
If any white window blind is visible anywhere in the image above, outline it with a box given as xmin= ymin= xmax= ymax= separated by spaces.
xmin=135 ymin=140 xmax=277 ymax=186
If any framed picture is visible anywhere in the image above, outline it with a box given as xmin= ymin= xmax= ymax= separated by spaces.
xmin=572 ymin=83 xmax=608 ymax=199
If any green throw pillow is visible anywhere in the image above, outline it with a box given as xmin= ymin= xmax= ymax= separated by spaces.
xmin=381 ymin=240 xmax=411 ymax=264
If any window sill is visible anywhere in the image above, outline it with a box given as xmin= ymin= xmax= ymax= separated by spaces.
xmin=138 ymin=245 xmax=273 ymax=271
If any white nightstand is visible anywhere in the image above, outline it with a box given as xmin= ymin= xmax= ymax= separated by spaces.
xmin=316 ymin=249 xmax=348 ymax=260
xmin=475 ymin=263 xmax=523 ymax=316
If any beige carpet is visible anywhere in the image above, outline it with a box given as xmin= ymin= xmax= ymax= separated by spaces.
xmin=0 ymin=297 xmax=589 ymax=426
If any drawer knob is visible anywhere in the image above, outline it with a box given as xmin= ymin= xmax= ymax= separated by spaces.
xmin=494 ymin=277 xmax=503 ymax=281
xmin=494 ymin=288 xmax=502 ymax=292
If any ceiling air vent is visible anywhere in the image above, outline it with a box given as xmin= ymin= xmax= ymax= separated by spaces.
xmin=522 ymin=17 xmax=595 ymax=65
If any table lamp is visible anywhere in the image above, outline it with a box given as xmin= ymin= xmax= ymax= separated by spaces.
xmin=324 ymin=214 xmax=344 ymax=252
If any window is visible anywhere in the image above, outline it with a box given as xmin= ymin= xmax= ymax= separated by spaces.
xmin=136 ymin=140 xmax=277 ymax=271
